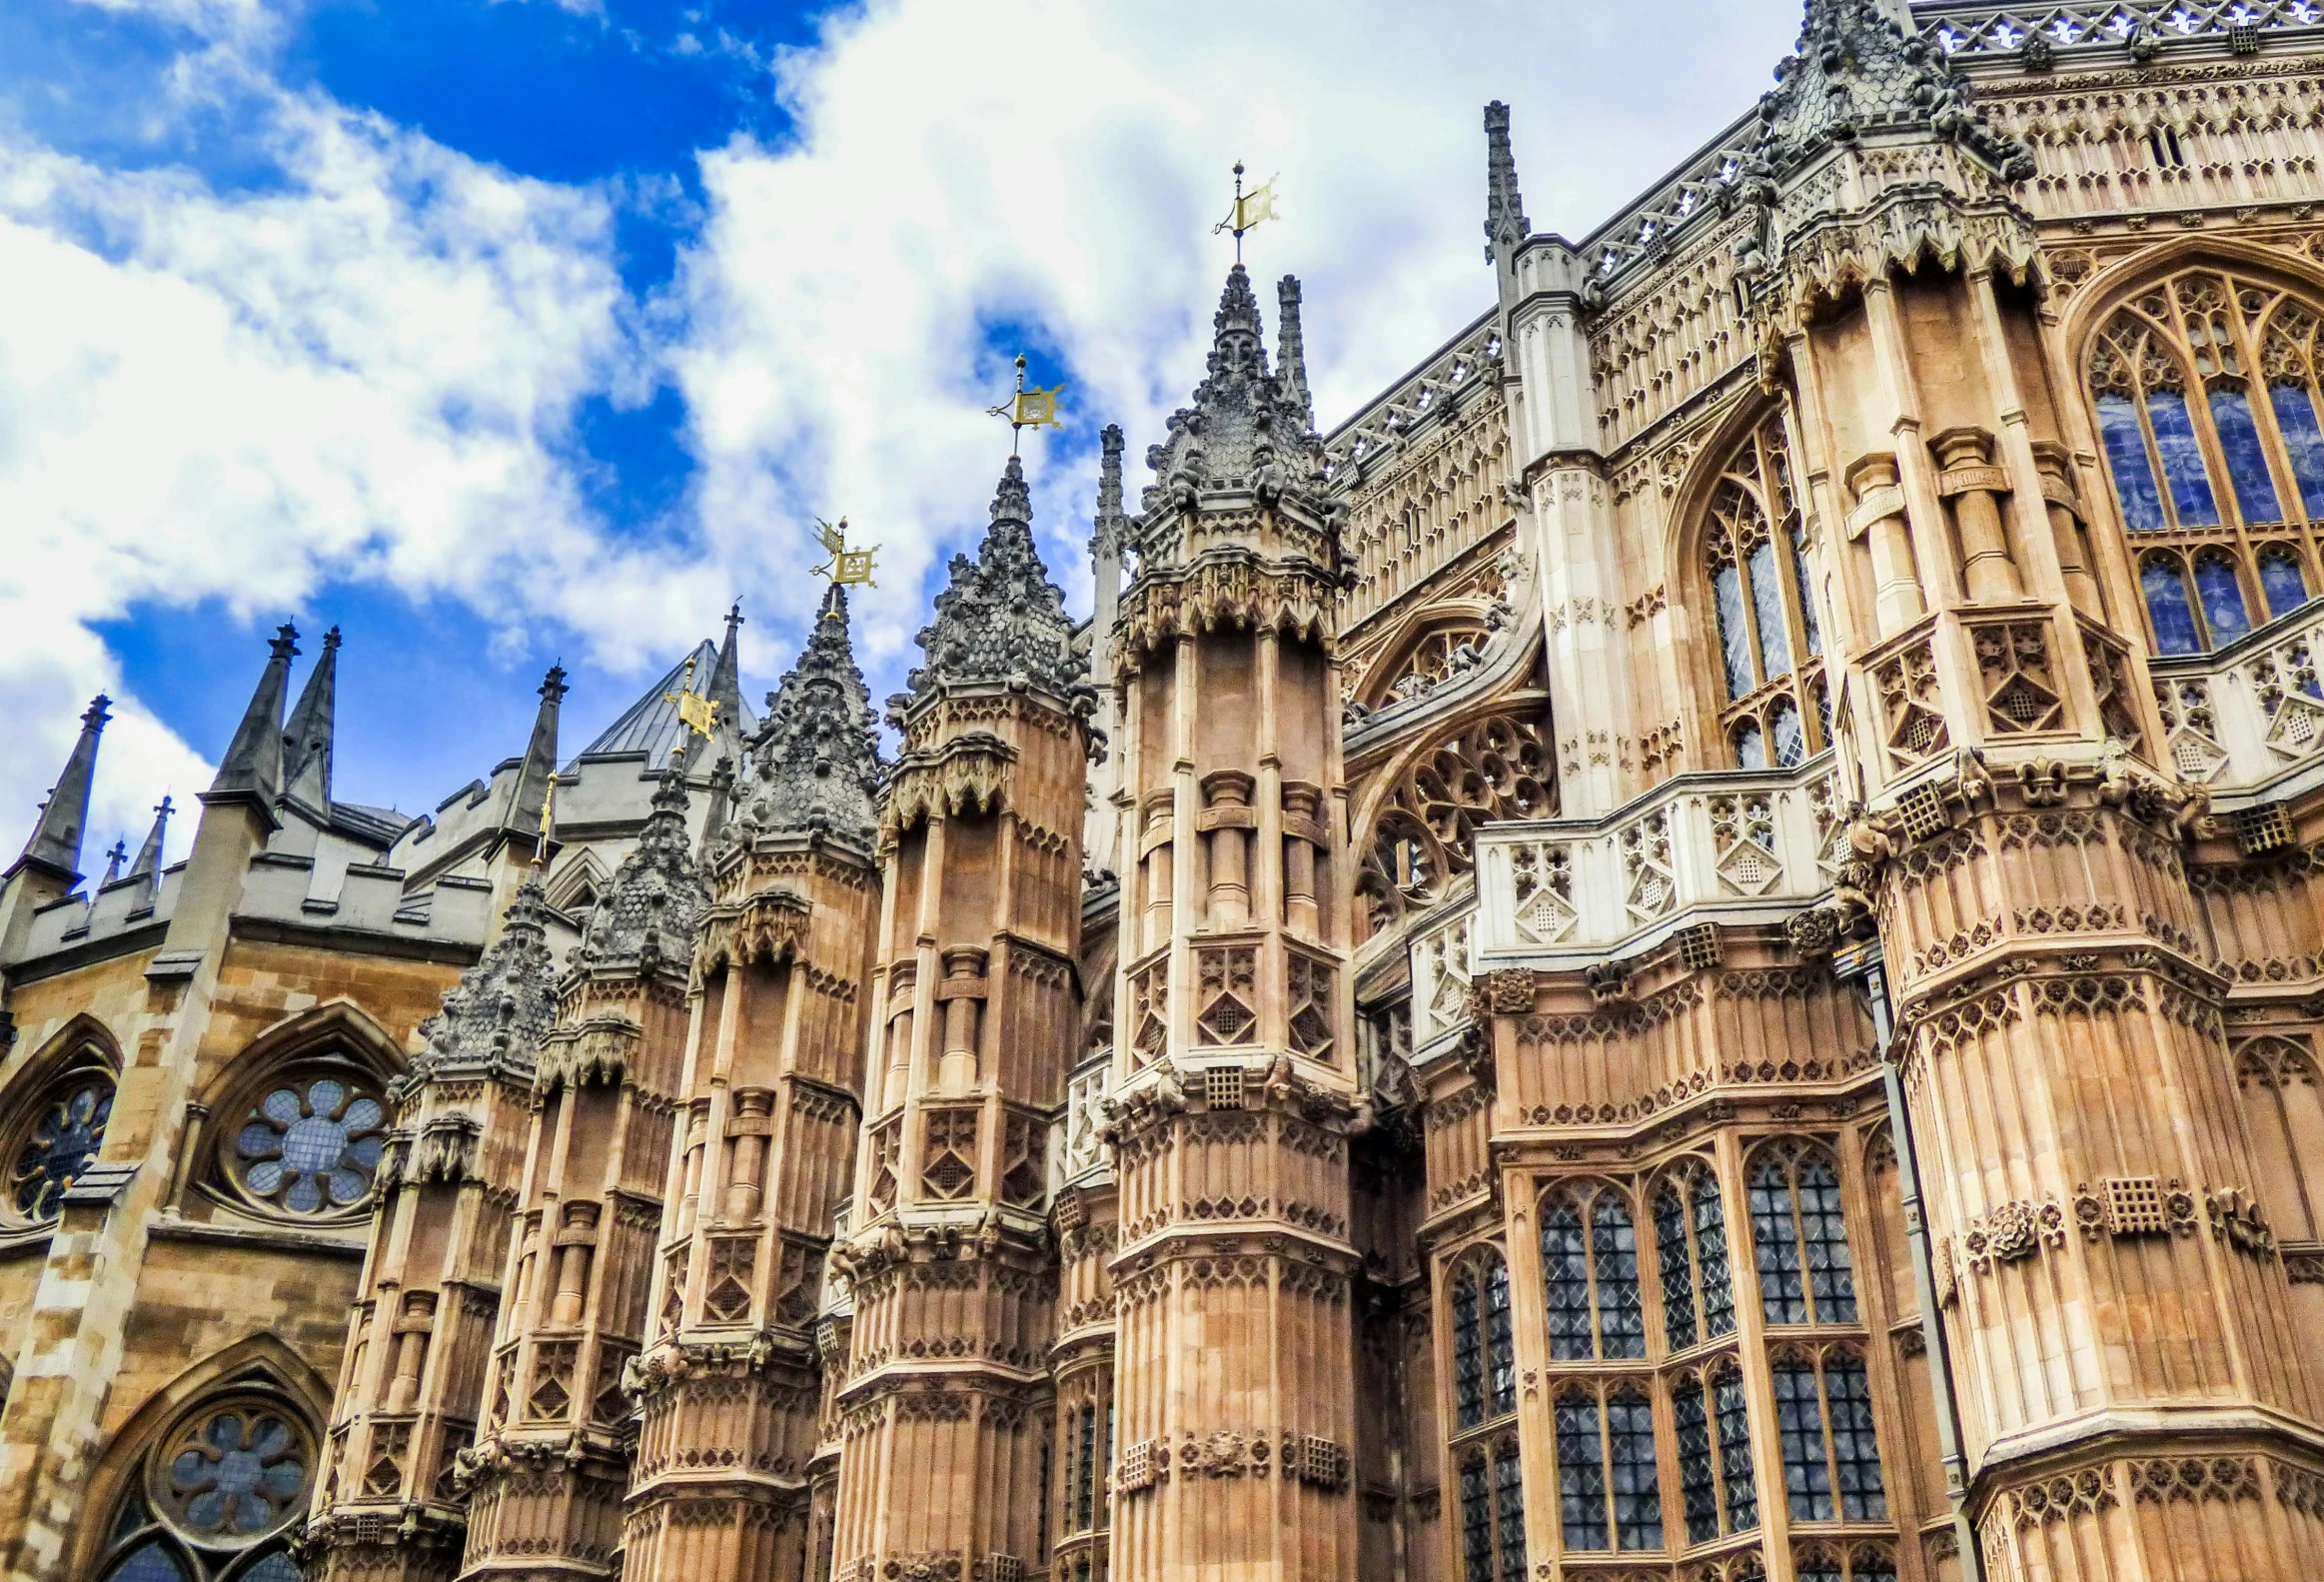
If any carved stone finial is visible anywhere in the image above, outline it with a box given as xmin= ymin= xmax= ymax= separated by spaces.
xmin=410 ymin=867 xmax=559 ymax=1084
xmin=732 ymin=583 xmax=882 ymax=851
xmin=898 ymin=456 xmax=1091 ymax=714
xmin=1483 ymin=100 xmax=1530 ymax=262
xmin=572 ymin=769 xmax=709 ymax=978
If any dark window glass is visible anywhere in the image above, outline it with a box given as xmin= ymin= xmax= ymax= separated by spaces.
xmin=1607 ymin=1389 xmax=1663 ymax=1551
xmin=102 ymin=1546 xmax=188 ymax=1582
xmin=1734 ymin=720 xmax=1767 ymax=771
xmin=1453 ymin=1270 xmax=1485 ymax=1428
xmin=2195 ymin=553 xmax=2253 ymax=645
xmin=1714 ymin=563 xmax=1755 ymax=700
xmin=1694 ymin=1172 xmax=1736 ymax=1339
xmin=1555 ymin=1400 xmax=1609 ymax=1551
xmin=2147 ymin=388 xmax=2222 ymax=526
xmin=1038 ymin=1439 xmax=1051 ymax=1553
xmin=1750 ymin=1159 xmax=1809 ymax=1326
xmin=1794 ymin=1153 xmax=1858 ymax=1325
xmin=1796 ymin=1553 xmax=1846 ymax=1582
xmin=2270 ymin=382 xmax=2324 ymax=515
xmin=11 ymin=1075 xmax=113 ymax=1224
xmin=1716 ymin=1372 xmax=1758 ymax=1532
xmin=2142 ymin=557 xmax=2203 ymax=655
xmin=1592 ymin=1194 xmax=1647 ymax=1360
xmin=1748 ymin=539 xmax=1793 ymax=680
xmin=1542 ymin=1201 xmax=1593 ymax=1361
xmin=1824 ymin=1352 xmax=1887 ymax=1521
xmin=2098 ymin=393 xmax=2167 ymax=529
xmin=2211 ymin=384 xmax=2285 ymax=523
xmin=239 ymin=1554 xmax=304 ymax=1582
xmin=1673 ymin=1378 xmax=1720 ymax=1544
xmin=1461 ymin=1457 xmax=1494 ymax=1582
xmin=1075 ymin=1404 xmax=1097 ymax=1530
xmin=1485 ymin=1258 xmax=1517 ymax=1417
xmin=1851 ymin=1547 xmax=1901 ymax=1582
xmin=1656 ymin=1183 xmax=1697 ymax=1353
xmin=1493 ymin=1445 xmax=1528 ymax=1582
xmin=1770 ymin=697 xmax=1806 ymax=769
xmin=1772 ymin=1357 xmax=1834 ymax=1521
xmin=2261 ymin=546 xmax=2311 ymax=619
xmin=1788 ymin=516 xmax=1822 ymax=658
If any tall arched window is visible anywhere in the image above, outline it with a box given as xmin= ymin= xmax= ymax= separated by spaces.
xmin=1747 ymin=1142 xmax=1859 ymax=1328
xmin=1769 ymin=1344 xmax=1885 ymax=1524
xmin=1550 ymin=1381 xmax=1663 ymax=1553
xmin=1540 ymin=1183 xmax=1647 ymax=1360
xmin=1671 ymin=1358 xmax=1758 ymax=1544
xmin=5 ymin=1053 xmax=116 ymax=1229
xmin=1653 ymin=1160 xmax=1737 ymax=1353
xmin=1449 ymin=1247 xmax=1517 ymax=1429
xmin=1703 ymin=412 xmax=1827 ymax=768
xmin=2090 ymin=267 xmax=2324 ymax=653
xmin=1458 ymin=1436 xmax=1528 ymax=1582
xmin=89 ymin=1394 xmax=317 ymax=1580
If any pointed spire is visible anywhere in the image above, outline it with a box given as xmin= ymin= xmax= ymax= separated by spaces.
xmin=1484 ymin=101 xmax=1530 ymax=263
xmin=899 ymin=456 xmax=1090 ymax=713
xmin=98 ymin=840 xmax=127 ymax=888
xmin=207 ymin=625 xmax=298 ymax=815
xmin=10 ymin=694 xmax=110 ymax=883
xmin=573 ymin=767 xmax=708 ymax=978
xmin=282 ymin=625 xmax=340 ymax=812
xmin=735 ymin=583 xmax=883 ymax=851
xmin=697 ymin=753 xmax=735 ymax=864
xmin=1208 ymin=264 xmax=1269 ymax=383
xmin=410 ymin=863 xmax=560 ymax=1083
xmin=505 ymin=664 xmax=568 ymax=841
xmin=127 ymin=796 xmax=172 ymax=889
xmin=1276 ymin=276 xmax=1313 ymax=433
xmin=1092 ymin=424 xmax=1127 ymax=563
xmin=689 ymin=603 xmax=747 ymax=773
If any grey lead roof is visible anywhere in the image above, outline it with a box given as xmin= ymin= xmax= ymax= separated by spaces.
xmin=562 ymin=642 xmax=758 ymax=776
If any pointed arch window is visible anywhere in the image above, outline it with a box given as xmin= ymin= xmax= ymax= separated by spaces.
xmin=1703 ymin=411 xmax=1827 ymax=768
xmin=1457 ymin=1437 xmax=1527 ymax=1582
xmin=2090 ymin=268 xmax=2324 ymax=653
xmin=89 ymin=1395 xmax=317 ymax=1582
xmin=1672 ymin=1358 xmax=1758 ymax=1544
xmin=5 ymin=1053 xmax=116 ymax=1229
xmin=1653 ymin=1159 xmax=1737 ymax=1353
xmin=1748 ymin=1142 xmax=1859 ymax=1328
xmin=1796 ymin=1541 xmax=1900 ymax=1582
xmin=1540 ymin=1182 xmax=1646 ymax=1360
xmin=1449 ymin=1246 xmax=1517 ymax=1429
xmin=1769 ymin=1344 xmax=1885 ymax=1522
xmin=1551 ymin=1382 xmax=1663 ymax=1553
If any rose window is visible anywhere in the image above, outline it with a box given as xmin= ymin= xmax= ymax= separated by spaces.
xmin=160 ymin=1411 xmax=309 ymax=1538
xmin=9 ymin=1072 xmax=113 ymax=1223
xmin=233 ymin=1075 xmax=385 ymax=1215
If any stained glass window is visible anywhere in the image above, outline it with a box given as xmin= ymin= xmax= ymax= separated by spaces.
xmin=2271 ymin=381 xmax=2324 ymax=514
xmin=2148 ymin=390 xmax=2222 ymax=526
xmin=9 ymin=1068 xmax=114 ymax=1224
xmin=103 ymin=1546 xmax=189 ymax=1582
xmin=2210 ymin=385 xmax=2284 ymax=523
xmin=231 ymin=1070 xmax=387 ymax=1217
xmin=2142 ymin=556 xmax=2202 ymax=654
xmin=1704 ymin=412 xmax=1825 ymax=767
xmin=95 ymin=1396 xmax=319 ymax=1582
xmin=1554 ymin=1398 xmax=1608 ymax=1551
xmin=1750 ymin=1146 xmax=1857 ymax=1327
xmin=2195 ymin=552 xmax=2253 ymax=644
xmin=2260 ymin=546 xmax=2311 ymax=618
xmin=2097 ymin=393 xmax=2168 ymax=530
xmin=234 ymin=1555 xmax=302 ymax=1582
xmin=1453 ymin=1267 xmax=1485 ymax=1427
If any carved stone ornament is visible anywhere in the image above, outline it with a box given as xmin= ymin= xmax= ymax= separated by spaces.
xmin=1483 ymin=968 xmax=1537 ymax=1016
xmin=725 ymin=583 xmax=882 ymax=854
xmin=405 ymin=864 xmax=559 ymax=1086
xmin=571 ymin=770 xmax=710 ymax=981
xmin=2204 ymin=1186 xmax=2278 ymax=1256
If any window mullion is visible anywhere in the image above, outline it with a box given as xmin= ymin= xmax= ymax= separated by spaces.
xmin=2228 ymin=282 xmax=2307 ymax=536
xmin=1815 ymin=1353 xmax=1842 ymax=1520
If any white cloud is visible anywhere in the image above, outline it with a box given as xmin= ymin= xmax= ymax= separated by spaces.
xmin=0 ymin=0 xmax=1803 ymax=871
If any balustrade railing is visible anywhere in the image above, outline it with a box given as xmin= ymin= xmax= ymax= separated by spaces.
xmin=2150 ymin=598 xmax=2324 ymax=795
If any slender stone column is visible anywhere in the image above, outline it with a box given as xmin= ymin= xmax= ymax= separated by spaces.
xmin=1102 ymin=265 xmax=1362 ymax=1582
xmin=457 ymin=772 xmax=707 ymax=1579
xmin=624 ymin=585 xmax=886 ymax=1580
xmin=829 ymin=458 xmax=1092 ymax=1582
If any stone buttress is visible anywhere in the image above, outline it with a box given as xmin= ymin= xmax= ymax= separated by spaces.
xmin=1101 ymin=264 xmax=1366 ymax=1582
xmin=622 ymin=586 xmax=885 ymax=1578
xmin=829 ymin=456 xmax=1094 ymax=1582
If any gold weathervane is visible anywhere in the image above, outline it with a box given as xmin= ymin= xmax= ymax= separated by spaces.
xmin=538 ymin=771 xmax=559 ymax=847
xmin=664 ymin=654 xmax=721 ymax=741
xmin=1212 ymin=161 xmax=1278 ymax=264
xmin=813 ymin=517 xmax=880 ymax=588
xmin=986 ymin=353 xmax=1064 ymax=457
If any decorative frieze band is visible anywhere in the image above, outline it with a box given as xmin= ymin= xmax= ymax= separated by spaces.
xmin=1112 ymin=1429 xmax=1350 ymax=1495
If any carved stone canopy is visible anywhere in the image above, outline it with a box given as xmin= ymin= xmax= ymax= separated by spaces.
xmin=408 ymin=865 xmax=559 ymax=1084
xmin=570 ymin=769 xmax=710 ymax=981
xmin=731 ymin=582 xmax=882 ymax=854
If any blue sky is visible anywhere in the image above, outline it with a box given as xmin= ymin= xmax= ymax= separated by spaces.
xmin=0 ymin=0 xmax=1804 ymax=867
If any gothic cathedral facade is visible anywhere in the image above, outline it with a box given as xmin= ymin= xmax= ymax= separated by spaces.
xmin=3 ymin=3 xmax=2324 ymax=1580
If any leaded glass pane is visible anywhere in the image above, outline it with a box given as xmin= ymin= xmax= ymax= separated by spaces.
xmin=1769 ymin=697 xmax=1805 ymax=769
xmin=2210 ymin=384 xmax=2285 ymax=523
xmin=1694 ymin=1172 xmax=1737 ymax=1339
xmin=1788 ymin=517 xmax=1822 ymax=658
xmin=1796 ymin=1553 xmax=1846 ymax=1582
xmin=1555 ymin=1400 xmax=1609 ymax=1551
xmin=2147 ymin=388 xmax=2222 ymax=526
xmin=1749 ymin=1159 xmax=1809 ymax=1326
xmin=1733 ymin=720 xmax=1766 ymax=771
xmin=1493 ymin=1446 xmax=1528 ymax=1582
xmin=234 ymin=1554 xmax=303 ymax=1582
xmin=1075 ymin=1404 xmax=1096 ymax=1529
xmin=2142 ymin=557 xmax=2203 ymax=655
xmin=1592 ymin=1194 xmax=1647 ymax=1360
xmin=1850 ymin=1548 xmax=1901 ymax=1582
xmin=101 ymin=1544 xmax=188 ymax=1582
xmin=2270 ymin=382 xmax=2324 ymax=515
xmin=1542 ymin=1202 xmax=1593 ymax=1362
xmin=2260 ymin=547 xmax=2311 ymax=619
xmin=1714 ymin=563 xmax=1754 ymax=700
xmin=12 ymin=1076 xmax=114 ymax=1222
xmin=1485 ymin=1258 xmax=1517 ymax=1417
xmin=1747 ymin=539 xmax=1792 ymax=680
xmin=1794 ymin=1154 xmax=1858 ymax=1325
xmin=1656 ymin=1184 xmax=1697 ymax=1353
xmin=1673 ymin=1378 xmax=1720 ymax=1544
xmin=1824 ymin=1353 xmax=1886 ymax=1521
xmin=1607 ymin=1390 xmax=1663 ymax=1551
xmin=1461 ymin=1458 xmax=1494 ymax=1582
xmin=2195 ymin=553 xmax=2253 ymax=646
xmin=1453 ymin=1271 xmax=1485 ymax=1428
xmin=1715 ymin=1373 xmax=1758 ymax=1532
xmin=2098 ymin=393 xmax=2167 ymax=530
xmin=1772 ymin=1359 xmax=1833 ymax=1521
